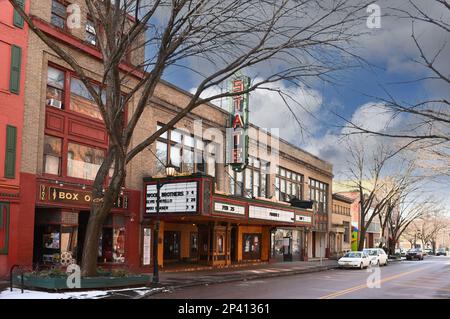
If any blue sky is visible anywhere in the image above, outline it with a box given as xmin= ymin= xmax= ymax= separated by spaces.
xmin=147 ymin=1 xmax=449 ymax=208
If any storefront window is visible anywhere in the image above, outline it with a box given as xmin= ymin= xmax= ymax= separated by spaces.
xmin=217 ymin=235 xmax=224 ymax=254
xmin=43 ymin=135 xmax=62 ymax=175
xmin=67 ymin=142 xmax=105 ymax=180
xmin=113 ymin=227 xmax=126 ymax=263
xmin=98 ymin=228 xmax=113 ymax=263
xmin=60 ymin=226 xmax=77 ymax=262
xmin=271 ymin=229 xmax=303 ymax=261
xmin=242 ymin=233 xmax=261 ymax=260
xmin=42 ymin=225 xmax=61 ymax=264
xmin=190 ymin=232 xmax=198 ymax=258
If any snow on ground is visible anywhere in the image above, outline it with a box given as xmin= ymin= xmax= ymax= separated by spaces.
xmin=0 ymin=287 xmax=159 ymax=299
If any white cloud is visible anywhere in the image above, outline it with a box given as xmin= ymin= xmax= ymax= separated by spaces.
xmin=303 ymin=102 xmax=404 ymax=177
xmin=358 ymin=0 xmax=450 ymax=78
xmin=344 ymin=102 xmax=401 ymax=134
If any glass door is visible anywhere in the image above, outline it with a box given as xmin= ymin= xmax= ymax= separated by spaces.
xmin=164 ymin=231 xmax=181 ymax=261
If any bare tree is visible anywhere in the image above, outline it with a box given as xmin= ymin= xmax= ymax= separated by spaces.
xmin=342 ymin=0 xmax=449 ymax=149
xmin=416 ymin=208 xmax=448 ymax=253
xmin=343 ymin=138 xmax=417 ymax=250
xmin=9 ymin=0 xmax=372 ymax=276
xmin=336 ymin=1 xmax=449 ymax=233
xmin=383 ymin=190 xmax=434 ymax=255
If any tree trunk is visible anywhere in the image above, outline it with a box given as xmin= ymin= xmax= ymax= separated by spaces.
xmin=80 ymin=206 xmax=105 ymax=277
xmin=357 ymin=228 xmax=366 ymax=251
xmin=388 ymin=239 xmax=396 ymax=256
xmin=80 ymin=151 xmax=125 ymax=277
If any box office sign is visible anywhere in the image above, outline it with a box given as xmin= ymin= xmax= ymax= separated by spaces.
xmin=213 ymin=201 xmax=245 ymax=216
xmin=38 ymin=185 xmax=128 ymax=209
xmin=145 ymin=181 xmax=198 ymax=214
xmin=249 ymin=205 xmax=295 ymax=223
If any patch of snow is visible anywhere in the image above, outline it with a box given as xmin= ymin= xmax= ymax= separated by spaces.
xmin=0 ymin=287 xmax=159 ymax=299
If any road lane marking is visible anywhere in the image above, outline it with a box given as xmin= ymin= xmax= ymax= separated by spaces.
xmin=319 ymin=266 xmax=431 ymax=299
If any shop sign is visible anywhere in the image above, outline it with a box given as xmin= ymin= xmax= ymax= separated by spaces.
xmin=145 ymin=181 xmax=198 ymax=214
xmin=213 ymin=201 xmax=245 ymax=215
xmin=249 ymin=205 xmax=295 ymax=223
xmin=295 ymin=215 xmax=312 ymax=223
xmin=38 ymin=185 xmax=127 ymax=209
xmin=227 ymin=74 xmax=250 ymax=172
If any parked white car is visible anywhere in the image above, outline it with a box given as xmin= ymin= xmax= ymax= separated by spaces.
xmin=363 ymin=248 xmax=388 ymax=266
xmin=338 ymin=251 xmax=371 ymax=269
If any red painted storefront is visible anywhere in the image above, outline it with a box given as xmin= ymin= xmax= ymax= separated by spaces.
xmin=0 ymin=7 xmax=148 ymax=277
xmin=0 ymin=0 xmax=29 ymax=278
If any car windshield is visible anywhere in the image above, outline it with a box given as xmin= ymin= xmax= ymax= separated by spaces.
xmin=363 ymin=250 xmax=378 ymax=256
xmin=344 ymin=252 xmax=361 ymax=258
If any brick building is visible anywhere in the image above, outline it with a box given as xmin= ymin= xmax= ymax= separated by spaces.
xmin=0 ymin=0 xmax=334 ymax=277
xmin=330 ymin=193 xmax=352 ymax=258
xmin=334 ymin=191 xmax=381 ymax=250
xmin=0 ymin=0 xmax=29 ymax=277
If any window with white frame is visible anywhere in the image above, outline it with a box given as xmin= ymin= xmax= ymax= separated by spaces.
xmin=275 ymin=166 xmax=303 ymax=202
xmin=155 ymin=124 xmax=216 ymax=176
xmin=229 ymin=157 xmax=269 ymax=198
xmin=309 ymin=178 xmax=328 ymax=214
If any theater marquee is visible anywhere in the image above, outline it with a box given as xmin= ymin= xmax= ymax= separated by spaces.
xmin=145 ymin=181 xmax=199 ymax=214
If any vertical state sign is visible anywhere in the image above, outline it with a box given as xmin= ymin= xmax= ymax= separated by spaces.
xmin=227 ymin=74 xmax=250 ymax=172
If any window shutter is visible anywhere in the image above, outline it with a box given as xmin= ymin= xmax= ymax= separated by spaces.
xmin=13 ymin=0 xmax=25 ymax=28
xmin=4 ymin=125 xmax=17 ymax=179
xmin=9 ymin=45 xmax=22 ymax=94
xmin=0 ymin=203 xmax=10 ymax=254
xmin=0 ymin=204 xmax=3 ymax=229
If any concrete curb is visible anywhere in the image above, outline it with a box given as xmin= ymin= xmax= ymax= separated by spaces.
xmin=137 ymin=264 xmax=339 ymax=299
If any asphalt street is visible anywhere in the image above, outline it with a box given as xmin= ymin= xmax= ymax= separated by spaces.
xmin=148 ymin=256 xmax=450 ymax=299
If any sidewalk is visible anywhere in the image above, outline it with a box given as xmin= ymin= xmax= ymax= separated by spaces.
xmin=132 ymin=259 xmax=338 ymax=299
xmin=1 ymin=260 xmax=338 ymax=299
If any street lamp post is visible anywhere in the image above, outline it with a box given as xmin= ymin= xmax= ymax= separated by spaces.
xmin=152 ymin=162 xmax=177 ymax=285
xmin=152 ymin=180 xmax=162 ymax=285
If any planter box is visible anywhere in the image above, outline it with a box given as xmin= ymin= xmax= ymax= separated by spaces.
xmin=14 ymin=274 xmax=152 ymax=291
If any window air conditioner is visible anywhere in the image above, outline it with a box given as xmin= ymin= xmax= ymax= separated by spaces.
xmin=47 ymin=98 xmax=62 ymax=109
